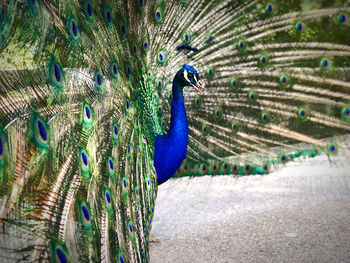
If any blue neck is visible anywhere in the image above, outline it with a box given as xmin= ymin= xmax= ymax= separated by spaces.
xmin=154 ymin=76 xmax=188 ymax=185
xmin=169 ymin=78 xmax=187 ymax=136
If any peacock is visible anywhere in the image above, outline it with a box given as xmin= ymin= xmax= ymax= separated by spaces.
xmin=0 ymin=0 xmax=349 ymax=262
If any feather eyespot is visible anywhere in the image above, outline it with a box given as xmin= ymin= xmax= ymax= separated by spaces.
xmin=142 ymin=35 xmax=150 ymax=52
xmin=206 ymin=67 xmax=214 ymax=80
xmin=157 ymin=78 xmax=164 ymax=89
xmin=232 ymin=164 xmax=239 ymax=174
xmin=248 ymin=91 xmax=258 ymax=104
xmin=221 ymin=163 xmax=230 ymax=173
xmin=265 ymin=2 xmax=277 ymax=15
xmin=161 ymin=120 xmax=166 ymax=129
xmin=33 ymin=114 xmax=49 ymax=149
xmin=130 ymin=41 xmax=138 ymax=56
xmin=279 ymin=74 xmax=292 ymax=89
xmin=263 ymin=163 xmax=270 ymax=173
xmin=56 ymin=248 xmax=67 ymax=263
xmin=110 ymin=62 xmax=118 ymax=78
xmin=295 ymin=21 xmax=306 ymax=32
xmin=37 ymin=120 xmax=47 ymax=141
xmin=231 ymin=122 xmax=238 ymax=134
xmin=183 ymin=164 xmax=188 ymax=173
xmin=337 ymin=12 xmax=349 ymax=25
xmin=81 ymin=205 xmax=90 ymax=221
xmin=157 ymin=105 xmax=163 ymax=114
xmin=244 ymin=163 xmax=252 ymax=175
xmin=107 ymin=11 xmax=112 ymax=22
xmin=50 ymin=241 xmax=70 ymax=263
xmin=157 ymin=49 xmax=167 ymax=64
xmin=327 ymin=143 xmax=338 ymax=154
xmin=79 ymin=149 xmax=89 ymax=175
xmin=67 ymin=17 xmax=79 ymax=40
xmin=137 ymin=144 xmax=141 ymax=153
xmin=202 ymin=124 xmax=209 ymax=136
xmin=106 ymin=192 xmax=110 ymax=203
xmin=261 ymin=111 xmax=271 ymax=124
xmin=147 ymin=68 xmax=154 ymax=80
xmin=112 ymin=124 xmax=119 ymax=142
xmin=230 ymin=77 xmax=239 ymax=91
xmin=123 ymin=179 xmax=127 ymax=188
xmin=87 ymin=2 xmax=93 ymax=17
xmin=104 ymin=189 xmax=112 ymax=210
xmin=139 ymin=60 xmax=145 ymax=73
xmin=107 ymin=157 xmax=115 ymax=177
xmin=341 ymin=106 xmax=350 ymax=120
xmin=267 ymin=4 xmax=273 ymax=12
xmin=124 ymin=64 xmax=132 ymax=78
xmin=194 ymin=96 xmax=201 ymax=108
xmin=78 ymin=201 xmax=92 ymax=228
xmin=183 ymin=31 xmax=192 ymax=44
xmin=320 ymin=57 xmax=333 ymax=70
xmin=313 ymin=146 xmax=321 ymax=155
xmin=278 ymin=153 xmax=288 ymax=164
xmin=103 ymin=5 xmax=113 ymax=26
xmin=83 ymin=103 xmax=92 ymax=124
xmin=81 ymin=151 xmax=88 ymax=166
xmin=200 ymin=164 xmax=208 ymax=175
xmin=95 ymin=71 xmax=103 ymax=89
xmin=154 ymin=6 xmax=164 ymax=23
xmin=71 ymin=20 xmax=78 ymax=37
xmin=54 ymin=64 xmax=61 ymax=82
xmin=214 ymin=106 xmax=223 ymax=122
xmin=49 ymin=58 xmax=63 ymax=89
xmin=210 ymin=164 xmax=219 ymax=174
xmin=237 ymin=39 xmax=248 ymax=52
xmin=298 ymin=108 xmax=309 ymax=121
xmin=145 ymin=176 xmax=151 ymax=191
xmin=259 ymin=54 xmax=270 ymax=67
xmin=85 ymin=106 xmax=90 ymax=119
xmin=127 ymin=144 xmax=131 ymax=153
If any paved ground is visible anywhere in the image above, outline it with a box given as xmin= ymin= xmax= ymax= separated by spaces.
xmin=150 ymin=155 xmax=350 ymax=263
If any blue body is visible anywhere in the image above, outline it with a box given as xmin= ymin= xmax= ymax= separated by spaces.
xmin=154 ymin=76 xmax=188 ymax=185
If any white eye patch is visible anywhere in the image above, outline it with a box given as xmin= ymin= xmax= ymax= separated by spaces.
xmin=193 ymin=74 xmax=197 ymax=82
xmin=183 ymin=69 xmax=191 ymax=83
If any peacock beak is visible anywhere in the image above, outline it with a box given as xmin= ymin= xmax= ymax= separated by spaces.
xmin=191 ymin=79 xmax=205 ymax=93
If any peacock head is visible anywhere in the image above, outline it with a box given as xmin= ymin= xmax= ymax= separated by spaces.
xmin=176 ymin=64 xmax=205 ymax=93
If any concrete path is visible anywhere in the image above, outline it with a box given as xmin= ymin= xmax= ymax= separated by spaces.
xmin=150 ymin=156 xmax=350 ymax=263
